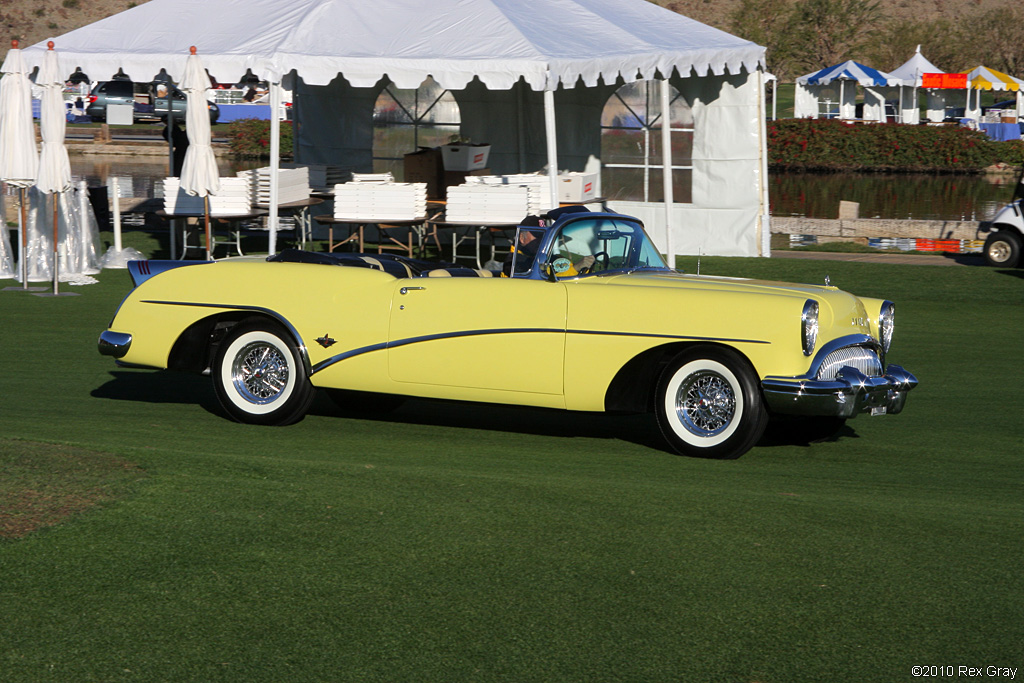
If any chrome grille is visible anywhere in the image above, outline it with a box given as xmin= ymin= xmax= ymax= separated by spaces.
xmin=815 ymin=346 xmax=883 ymax=381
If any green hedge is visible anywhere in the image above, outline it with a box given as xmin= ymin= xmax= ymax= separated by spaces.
xmin=226 ymin=118 xmax=294 ymax=158
xmin=767 ymin=118 xmax=1024 ymax=172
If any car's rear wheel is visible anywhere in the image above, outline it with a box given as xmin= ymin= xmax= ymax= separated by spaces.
xmin=655 ymin=346 xmax=768 ymax=459
xmin=984 ymin=230 xmax=1022 ymax=268
xmin=213 ymin=319 xmax=314 ymax=425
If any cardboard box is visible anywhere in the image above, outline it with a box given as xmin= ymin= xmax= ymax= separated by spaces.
xmin=557 ymin=171 xmax=599 ymax=203
xmin=441 ymin=144 xmax=491 ymax=171
xmin=404 ymin=148 xmax=444 ymax=199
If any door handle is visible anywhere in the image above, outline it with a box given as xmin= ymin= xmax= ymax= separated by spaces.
xmin=399 ymin=286 xmax=425 ymax=295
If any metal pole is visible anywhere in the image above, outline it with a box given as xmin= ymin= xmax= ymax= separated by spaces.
xmin=269 ymin=81 xmax=282 ymax=254
xmin=659 ymin=78 xmax=674 ymax=266
xmin=543 ymin=85 xmax=559 ymax=211
xmin=51 ymin=193 xmax=59 ymax=295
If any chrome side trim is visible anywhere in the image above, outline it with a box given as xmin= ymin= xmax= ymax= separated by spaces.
xmin=310 ymin=327 xmax=771 ymax=375
xmin=98 ymin=331 xmax=132 ymax=358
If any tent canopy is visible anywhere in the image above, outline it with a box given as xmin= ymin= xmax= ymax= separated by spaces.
xmin=887 ymin=46 xmax=943 ymax=86
xmin=18 ymin=0 xmax=764 ymax=91
xmin=961 ymin=66 xmax=1024 ymax=92
xmin=796 ymin=60 xmax=896 ymax=87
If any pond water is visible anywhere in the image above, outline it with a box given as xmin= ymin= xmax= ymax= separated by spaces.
xmin=768 ymin=171 xmax=1019 ymax=221
xmin=68 ymin=156 xmax=262 ymax=195
xmin=54 ymin=156 xmax=1021 ymax=223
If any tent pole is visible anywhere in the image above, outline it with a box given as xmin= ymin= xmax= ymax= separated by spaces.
xmin=543 ymin=84 xmax=559 ymax=212
xmin=269 ymin=80 xmax=282 ymax=255
xmin=516 ymin=81 xmax=526 ymax=173
xmin=659 ymin=77 xmax=674 ymax=267
xmin=756 ymin=70 xmax=771 ymax=257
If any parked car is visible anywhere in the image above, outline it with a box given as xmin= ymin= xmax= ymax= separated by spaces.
xmin=86 ymin=79 xmax=220 ymax=124
xmin=97 ymin=207 xmax=917 ymax=460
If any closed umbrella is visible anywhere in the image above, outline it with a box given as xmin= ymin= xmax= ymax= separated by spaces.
xmin=178 ymin=46 xmax=219 ymax=260
xmin=0 ymin=39 xmax=41 ymax=291
xmin=35 ymin=41 xmax=76 ymax=297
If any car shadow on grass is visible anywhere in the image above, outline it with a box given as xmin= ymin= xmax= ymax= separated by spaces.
xmin=91 ymin=371 xmax=671 ymax=454
xmin=91 ymin=370 xmax=221 ymax=413
xmin=310 ymin=393 xmax=672 ymax=454
xmin=92 ymin=371 xmax=865 ymax=456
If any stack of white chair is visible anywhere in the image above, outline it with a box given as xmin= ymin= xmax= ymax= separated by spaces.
xmin=445 ymin=183 xmax=541 ymax=223
xmin=159 ymin=177 xmax=251 ymax=215
xmin=463 ymin=173 xmax=555 ymax=211
xmin=333 ymin=181 xmax=427 ymax=220
xmin=281 ymin=163 xmax=352 ymax=192
xmin=237 ymin=166 xmax=310 ymax=206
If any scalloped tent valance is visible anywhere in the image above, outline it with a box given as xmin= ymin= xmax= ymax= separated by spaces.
xmin=17 ymin=0 xmax=764 ymax=90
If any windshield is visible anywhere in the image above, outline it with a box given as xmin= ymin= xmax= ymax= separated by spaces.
xmin=545 ymin=216 xmax=670 ymax=278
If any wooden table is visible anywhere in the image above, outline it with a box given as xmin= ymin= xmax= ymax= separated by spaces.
xmin=259 ymin=197 xmax=325 ymax=250
xmin=156 ymin=209 xmax=268 ymax=259
xmin=426 ymin=219 xmax=521 ymax=269
xmin=312 ymin=216 xmax=428 ymax=257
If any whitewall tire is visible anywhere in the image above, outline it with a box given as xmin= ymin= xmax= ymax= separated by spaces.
xmin=213 ymin=320 xmax=314 ymax=426
xmin=655 ymin=346 xmax=768 ymax=459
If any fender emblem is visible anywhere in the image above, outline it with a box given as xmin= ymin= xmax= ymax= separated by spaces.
xmin=315 ymin=334 xmax=336 ymax=348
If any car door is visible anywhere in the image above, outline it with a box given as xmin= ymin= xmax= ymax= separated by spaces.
xmin=387 ymin=276 xmax=567 ymax=397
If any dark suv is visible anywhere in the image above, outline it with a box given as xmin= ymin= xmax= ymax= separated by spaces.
xmin=86 ymin=80 xmax=220 ymax=124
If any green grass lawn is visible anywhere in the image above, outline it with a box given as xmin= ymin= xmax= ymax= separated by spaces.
xmin=0 ymin=235 xmax=1021 ymax=681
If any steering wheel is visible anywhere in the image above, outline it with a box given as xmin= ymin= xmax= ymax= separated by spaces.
xmin=577 ymin=251 xmax=609 ymax=275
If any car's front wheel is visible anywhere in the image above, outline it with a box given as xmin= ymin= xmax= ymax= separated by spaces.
xmin=655 ymin=346 xmax=768 ymax=459
xmin=213 ymin=319 xmax=314 ymax=425
xmin=984 ymin=229 xmax=1022 ymax=268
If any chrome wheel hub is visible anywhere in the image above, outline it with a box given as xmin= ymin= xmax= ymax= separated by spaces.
xmin=989 ymin=241 xmax=1011 ymax=263
xmin=676 ymin=371 xmax=736 ymax=437
xmin=232 ymin=342 xmax=290 ymax=404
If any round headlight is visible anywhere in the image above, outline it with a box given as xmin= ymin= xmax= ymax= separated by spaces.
xmin=801 ymin=300 xmax=819 ymax=356
xmin=878 ymin=301 xmax=895 ymax=354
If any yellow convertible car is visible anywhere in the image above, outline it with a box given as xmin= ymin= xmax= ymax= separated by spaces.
xmin=98 ymin=207 xmax=917 ymax=459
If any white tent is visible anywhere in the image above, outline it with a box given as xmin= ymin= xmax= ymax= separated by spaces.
xmin=795 ymin=60 xmax=897 ymax=121
xmin=887 ymin=46 xmax=945 ymax=124
xmin=21 ymin=0 xmax=769 ymax=257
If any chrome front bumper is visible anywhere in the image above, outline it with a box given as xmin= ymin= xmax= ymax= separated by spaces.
xmin=762 ymin=365 xmax=918 ymax=419
xmin=98 ymin=330 xmax=132 ymax=359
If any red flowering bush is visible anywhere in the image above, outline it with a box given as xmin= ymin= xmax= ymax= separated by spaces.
xmin=767 ymin=119 xmax=1002 ymax=172
xmin=227 ymin=118 xmax=294 ymax=158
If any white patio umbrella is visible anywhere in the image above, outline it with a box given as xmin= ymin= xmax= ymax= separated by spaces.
xmin=0 ymin=39 xmax=41 ymax=291
xmin=35 ymin=41 xmax=76 ymax=297
xmin=178 ymin=46 xmax=219 ymax=260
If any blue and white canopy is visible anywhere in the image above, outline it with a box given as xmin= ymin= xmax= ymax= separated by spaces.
xmin=797 ymin=60 xmax=898 ymax=87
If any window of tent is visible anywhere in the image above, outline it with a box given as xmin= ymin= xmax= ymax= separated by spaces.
xmin=372 ymin=77 xmax=461 ymax=178
xmin=600 ymin=80 xmax=694 ymax=204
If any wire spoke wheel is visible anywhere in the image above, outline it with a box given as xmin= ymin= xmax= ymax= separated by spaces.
xmin=213 ymin=319 xmax=314 ymax=425
xmin=677 ymin=370 xmax=737 ymax=437
xmin=655 ymin=346 xmax=767 ymax=459
xmin=233 ymin=342 xmax=291 ymax=404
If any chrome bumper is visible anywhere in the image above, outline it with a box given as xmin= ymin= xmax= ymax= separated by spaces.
xmin=762 ymin=365 xmax=918 ymax=419
xmin=98 ymin=330 xmax=132 ymax=359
